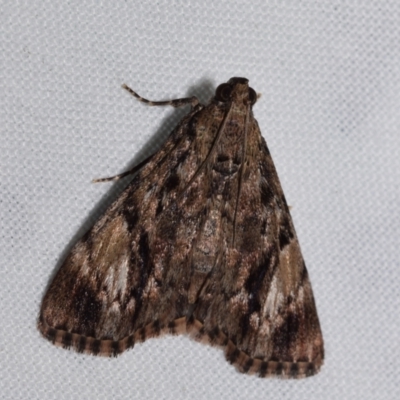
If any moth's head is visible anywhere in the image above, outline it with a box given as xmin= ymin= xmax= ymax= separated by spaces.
xmin=215 ymin=77 xmax=257 ymax=107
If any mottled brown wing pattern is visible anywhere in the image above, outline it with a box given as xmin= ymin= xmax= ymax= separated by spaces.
xmin=180 ymin=93 xmax=323 ymax=378
xmin=38 ymin=103 xmax=209 ymax=353
xmin=39 ymin=77 xmax=323 ymax=378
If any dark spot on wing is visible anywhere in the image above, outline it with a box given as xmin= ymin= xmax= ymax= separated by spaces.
xmin=259 ymin=137 xmax=270 ymax=156
xmin=300 ymin=262 xmax=308 ymax=284
xmin=271 ymin=311 xmax=300 ymax=361
xmin=128 ymin=230 xmax=154 ymax=326
xmin=62 ymin=332 xmax=72 ymax=348
xmin=208 ymin=326 xmax=220 ymax=341
xmin=260 ymin=181 xmax=274 ymax=206
xmin=73 ymin=285 xmax=102 ymax=337
xmin=165 ymin=172 xmax=180 ymax=191
xmin=127 ymin=335 xmax=135 ymax=350
xmin=185 ymin=114 xmax=198 ymax=139
xmin=152 ymin=320 xmax=161 ymax=335
xmin=260 ymin=219 xmax=267 ymax=234
xmin=242 ymin=249 xmax=277 ymax=338
xmin=122 ymin=208 xmax=139 ymax=232
xmin=46 ymin=328 xmax=57 ymax=343
xmin=306 ymin=363 xmax=316 ymax=377
xmin=91 ymin=339 xmax=101 ymax=355
xmin=176 ymin=149 xmax=190 ymax=166
xmin=281 ymin=193 xmax=290 ymax=213
xmin=278 ymin=215 xmax=294 ymax=250
xmin=155 ymin=198 xmax=163 ymax=216
xmin=111 ymin=340 xmax=120 ymax=356
xmin=243 ymin=358 xmax=253 ymax=373
xmin=227 ymin=347 xmax=240 ymax=364
xmin=168 ymin=320 xmax=176 ymax=333
xmin=213 ymin=154 xmax=240 ymax=176
xmin=279 ymin=228 xmax=291 ymax=250
xmin=259 ymin=361 xmax=268 ymax=377
xmin=121 ymin=188 xmax=140 ymax=231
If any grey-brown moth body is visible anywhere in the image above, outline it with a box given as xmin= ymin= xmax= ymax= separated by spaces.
xmin=39 ymin=77 xmax=324 ymax=378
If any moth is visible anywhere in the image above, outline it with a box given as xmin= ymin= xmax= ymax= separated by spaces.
xmin=39 ymin=77 xmax=324 ymax=378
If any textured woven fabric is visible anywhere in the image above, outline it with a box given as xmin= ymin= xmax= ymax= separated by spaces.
xmin=2 ymin=1 xmax=400 ymax=399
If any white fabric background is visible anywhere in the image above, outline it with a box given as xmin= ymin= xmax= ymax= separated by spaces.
xmin=2 ymin=1 xmax=400 ymax=399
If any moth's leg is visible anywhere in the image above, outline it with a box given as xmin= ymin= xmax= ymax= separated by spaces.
xmin=93 ymin=85 xmax=199 ymax=183
xmin=122 ymin=84 xmax=199 ymax=108
xmin=92 ymin=153 xmax=154 ymax=183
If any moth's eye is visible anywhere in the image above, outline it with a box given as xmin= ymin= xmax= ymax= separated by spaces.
xmin=248 ymin=88 xmax=257 ymax=105
xmin=215 ymin=84 xmax=232 ymax=102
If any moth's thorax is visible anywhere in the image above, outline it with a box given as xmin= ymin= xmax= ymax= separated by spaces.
xmin=196 ymin=80 xmax=256 ymax=181
xmin=230 ymin=83 xmax=253 ymax=116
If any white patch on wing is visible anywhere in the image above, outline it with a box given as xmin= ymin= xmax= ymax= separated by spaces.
xmin=103 ymin=252 xmax=129 ymax=301
xmin=263 ymin=272 xmax=283 ymax=319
